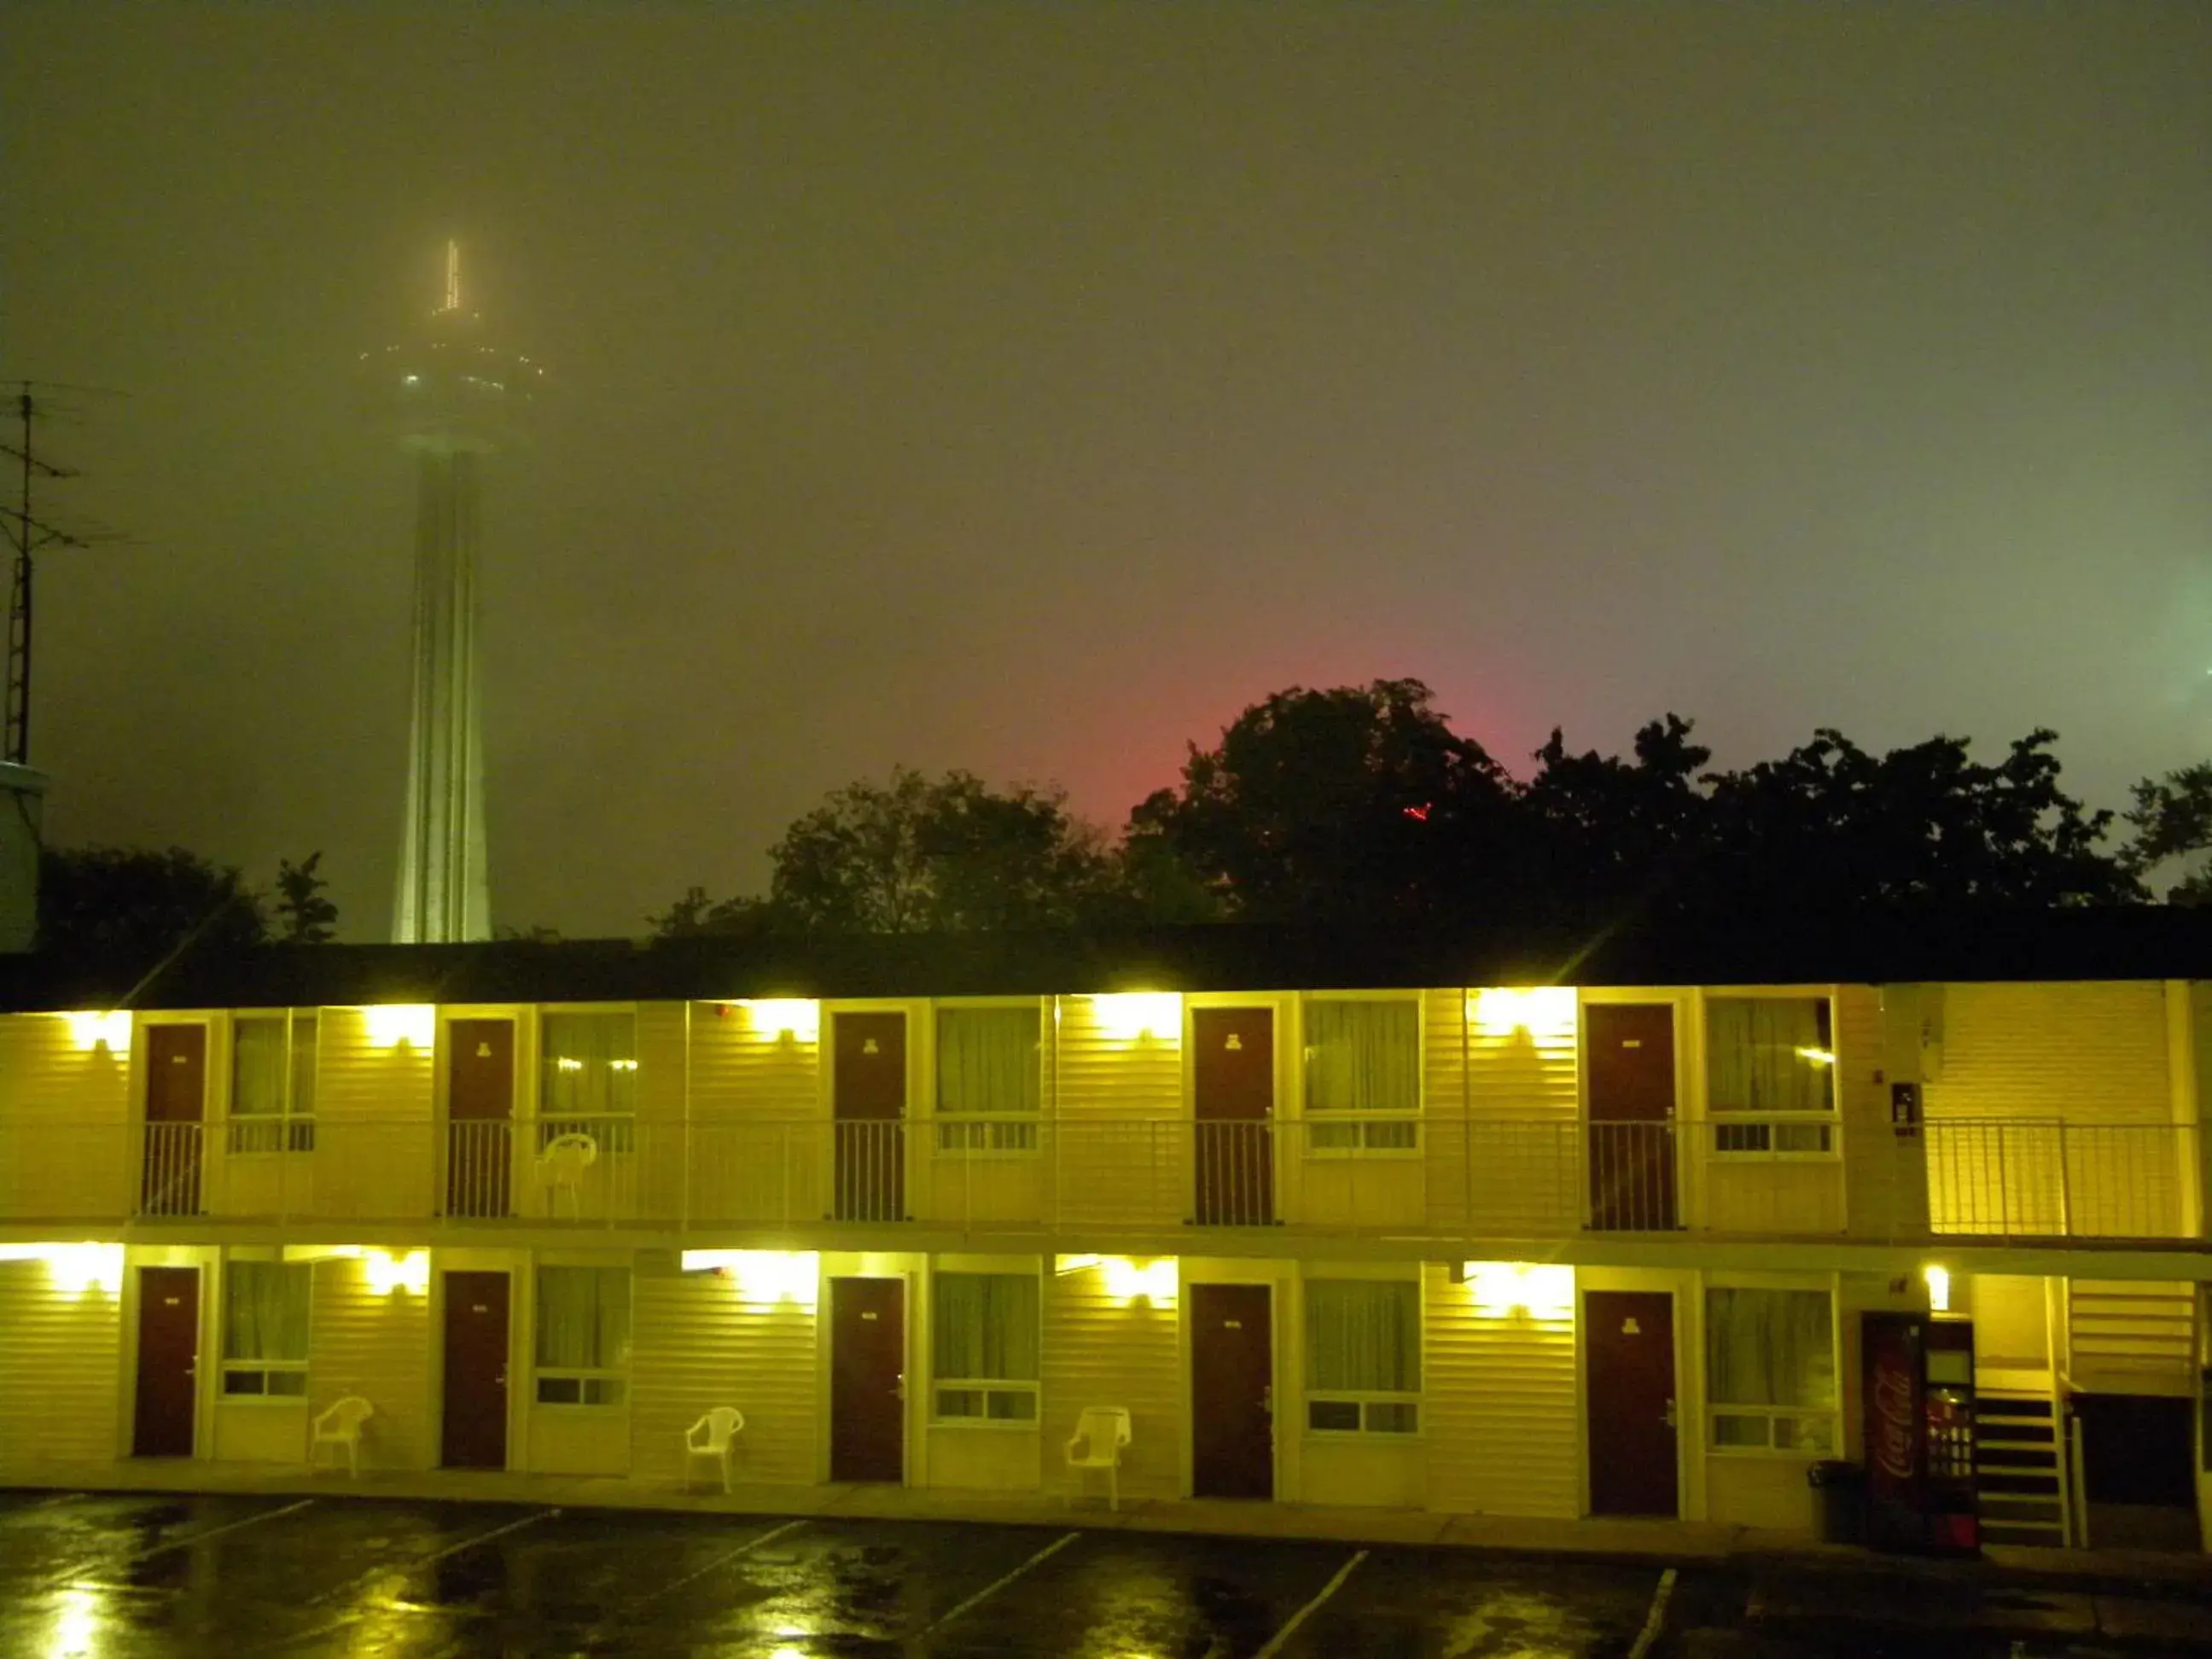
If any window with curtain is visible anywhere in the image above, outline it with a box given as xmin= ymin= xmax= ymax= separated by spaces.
xmin=1706 ymin=998 xmax=1836 ymax=1157
xmin=1306 ymin=1278 xmax=1421 ymax=1434
xmin=230 ymin=1012 xmax=317 ymax=1153
xmin=1706 ymin=1287 xmax=1836 ymax=1452
xmin=932 ymin=1271 xmax=1039 ymax=1422
xmin=221 ymin=1260 xmax=311 ymax=1396
xmin=1304 ymin=999 xmax=1420 ymax=1154
xmin=534 ymin=1266 xmax=632 ymax=1406
xmin=540 ymin=1012 xmax=637 ymax=1153
xmin=935 ymin=1006 xmax=1042 ymax=1154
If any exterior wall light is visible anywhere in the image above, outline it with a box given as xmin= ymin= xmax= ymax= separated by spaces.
xmin=1101 ymin=1256 xmax=1178 ymax=1306
xmin=1091 ymin=993 xmax=1181 ymax=1043
xmin=0 ymin=1242 xmax=123 ymax=1295
xmin=1469 ymin=987 xmax=1577 ymax=1042
xmin=1466 ymin=1260 xmax=1574 ymax=1321
xmin=736 ymin=1000 xmax=820 ymax=1045
xmin=681 ymin=1249 xmax=819 ymax=1307
xmin=1923 ymin=1263 xmax=1951 ymax=1313
xmin=61 ymin=1010 xmax=132 ymax=1052
xmin=364 ymin=1005 xmax=436 ymax=1050
xmin=364 ymin=1248 xmax=429 ymax=1295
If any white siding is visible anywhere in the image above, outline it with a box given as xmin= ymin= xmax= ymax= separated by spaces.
xmin=1041 ymin=1260 xmax=1181 ymax=1499
xmin=0 ymin=1260 xmax=122 ymax=1471
xmin=687 ymin=1004 xmax=822 ymax=1225
xmin=315 ymin=1007 xmax=437 ymax=1222
xmin=1447 ymin=990 xmax=1581 ymax=1235
xmin=1054 ymin=997 xmax=1184 ymax=1231
xmin=1422 ymin=1261 xmax=1580 ymax=1517
xmin=629 ymin=1254 xmax=818 ymax=1486
xmin=311 ymin=1254 xmax=434 ymax=1471
xmin=0 ymin=1011 xmax=132 ymax=1220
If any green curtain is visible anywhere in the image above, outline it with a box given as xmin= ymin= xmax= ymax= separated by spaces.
xmin=224 ymin=1260 xmax=310 ymax=1361
xmin=542 ymin=1014 xmax=637 ymax=1118
xmin=937 ymin=1008 xmax=1040 ymax=1115
xmin=1307 ymin=1279 xmax=1419 ymax=1392
xmin=933 ymin=1272 xmax=1039 ymax=1381
xmin=1305 ymin=1001 xmax=1418 ymax=1114
xmin=536 ymin=1266 xmax=632 ymax=1370
xmin=231 ymin=1018 xmax=288 ymax=1117
xmin=1706 ymin=998 xmax=1832 ymax=1113
xmin=1705 ymin=1288 xmax=1834 ymax=1407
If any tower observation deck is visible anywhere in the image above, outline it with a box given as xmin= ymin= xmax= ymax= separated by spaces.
xmin=364 ymin=242 xmax=543 ymax=943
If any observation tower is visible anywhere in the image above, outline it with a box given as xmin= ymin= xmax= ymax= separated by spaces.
xmin=364 ymin=242 xmax=542 ymax=942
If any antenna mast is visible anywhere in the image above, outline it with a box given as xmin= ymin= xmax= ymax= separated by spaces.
xmin=0 ymin=387 xmax=103 ymax=766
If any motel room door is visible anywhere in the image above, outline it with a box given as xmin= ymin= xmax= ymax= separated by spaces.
xmin=441 ymin=1270 xmax=511 ymax=1470
xmin=1193 ymin=1008 xmax=1274 ymax=1225
xmin=132 ymin=1266 xmax=201 ymax=1457
xmin=1585 ymin=1289 xmax=1679 ymax=1516
xmin=830 ymin=1277 xmax=905 ymax=1482
xmin=833 ymin=1012 xmax=907 ymax=1223
xmin=1190 ymin=1282 xmax=1274 ymax=1499
xmin=1585 ymin=1004 xmax=1679 ymax=1231
xmin=141 ymin=1025 xmax=207 ymax=1217
xmin=445 ymin=1019 xmax=515 ymax=1218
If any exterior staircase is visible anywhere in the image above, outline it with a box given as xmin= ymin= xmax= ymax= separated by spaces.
xmin=1972 ymin=1385 xmax=2071 ymax=1546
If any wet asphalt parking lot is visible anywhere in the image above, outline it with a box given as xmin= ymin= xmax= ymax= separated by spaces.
xmin=3 ymin=1489 xmax=2209 ymax=1657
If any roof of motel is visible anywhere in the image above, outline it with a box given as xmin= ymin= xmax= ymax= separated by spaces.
xmin=3 ymin=908 xmax=2212 ymax=1013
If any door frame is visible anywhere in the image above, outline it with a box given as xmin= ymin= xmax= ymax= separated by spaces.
xmin=434 ymin=1256 xmax=518 ymax=1472
xmin=1577 ymin=991 xmax=1689 ymax=1229
xmin=125 ymin=1256 xmax=210 ymax=1459
xmin=815 ymin=1253 xmax=919 ymax=1486
xmin=1184 ymin=993 xmax=1289 ymax=1229
xmin=1179 ymin=1262 xmax=1284 ymax=1499
xmin=1577 ymin=1267 xmax=1699 ymax=1520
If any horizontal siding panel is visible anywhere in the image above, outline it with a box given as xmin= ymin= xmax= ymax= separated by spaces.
xmin=1053 ymin=998 xmax=1185 ymax=1230
xmin=1423 ymin=1262 xmax=1580 ymax=1518
xmin=1042 ymin=1262 xmax=1180 ymax=1499
xmin=311 ymin=1255 xmax=434 ymax=1471
xmin=0 ymin=1012 xmax=133 ymax=1221
xmin=630 ymin=1259 xmax=817 ymax=1487
xmin=0 ymin=1260 xmax=121 ymax=1471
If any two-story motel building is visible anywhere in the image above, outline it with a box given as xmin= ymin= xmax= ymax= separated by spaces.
xmin=0 ymin=919 xmax=2206 ymax=1549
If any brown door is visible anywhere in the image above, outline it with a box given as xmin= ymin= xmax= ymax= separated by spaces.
xmin=1585 ymin=1289 xmax=1679 ymax=1516
xmin=830 ymin=1276 xmax=905 ymax=1481
xmin=445 ymin=1019 xmax=515 ymax=1218
xmin=833 ymin=1012 xmax=906 ymax=1222
xmin=440 ymin=1270 xmax=510 ymax=1469
xmin=1194 ymin=1007 xmax=1274 ymax=1225
xmin=132 ymin=1266 xmax=201 ymax=1456
xmin=1586 ymin=1004 xmax=1678 ymax=1231
xmin=141 ymin=1025 xmax=207 ymax=1216
xmin=1190 ymin=1282 xmax=1274 ymax=1498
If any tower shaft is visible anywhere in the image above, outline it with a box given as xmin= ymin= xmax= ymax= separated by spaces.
xmin=393 ymin=446 xmax=491 ymax=943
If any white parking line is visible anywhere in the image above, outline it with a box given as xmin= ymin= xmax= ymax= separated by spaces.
xmin=1252 ymin=1548 xmax=1368 ymax=1659
xmin=300 ymin=1505 xmax=562 ymax=1610
xmin=49 ymin=1497 xmax=316 ymax=1589
xmin=420 ymin=1505 xmax=560 ymax=1564
xmin=628 ymin=1517 xmax=807 ymax=1608
xmin=920 ymin=1530 xmax=1080 ymax=1636
xmin=1627 ymin=1566 xmax=1679 ymax=1659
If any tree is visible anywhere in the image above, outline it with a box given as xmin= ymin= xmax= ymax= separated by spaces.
xmin=38 ymin=844 xmax=267 ymax=968
xmin=273 ymin=852 xmax=339 ymax=944
xmin=2122 ymin=762 xmax=2212 ymax=902
xmin=1522 ymin=713 xmax=1714 ymax=917
xmin=1126 ymin=679 xmax=1520 ymax=925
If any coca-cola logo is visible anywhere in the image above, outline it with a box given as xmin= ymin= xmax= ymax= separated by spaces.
xmin=1871 ymin=1357 xmax=1915 ymax=1481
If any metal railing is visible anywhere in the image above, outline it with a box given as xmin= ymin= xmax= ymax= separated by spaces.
xmin=0 ymin=1113 xmax=2193 ymax=1243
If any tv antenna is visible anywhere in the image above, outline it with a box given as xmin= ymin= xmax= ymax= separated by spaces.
xmin=0 ymin=381 xmax=123 ymax=766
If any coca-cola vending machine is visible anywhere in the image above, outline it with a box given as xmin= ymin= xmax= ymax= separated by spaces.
xmin=1862 ymin=1311 xmax=1978 ymax=1553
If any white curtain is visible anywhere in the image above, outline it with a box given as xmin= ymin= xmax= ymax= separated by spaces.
xmin=224 ymin=1261 xmax=310 ymax=1361
xmin=933 ymin=1272 xmax=1039 ymax=1381
xmin=1307 ymin=1279 xmax=1419 ymax=1392
xmin=536 ymin=1266 xmax=631 ymax=1370
xmin=1305 ymin=1001 xmax=1418 ymax=1114
xmin=1705 ymin=1288 xmax=1834 ymax=1407
xmin=542 ymin=1014 xmax=637 ymax=1118
xmin=1706 ymin=998 xmax=1831 ymax=1113
xmin=937 ymin=1008 xmax=1040 ymax=1115
xmin=232 ymin=1018 xmax=288 ymax=1116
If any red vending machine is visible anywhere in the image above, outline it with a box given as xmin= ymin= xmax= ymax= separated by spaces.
xmin=1862 ymin=1312 xmax=1979 ymax=1553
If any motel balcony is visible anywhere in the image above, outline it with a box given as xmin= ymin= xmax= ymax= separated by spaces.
xmin=0 ymin=1115 xmax=2201 ymax=1250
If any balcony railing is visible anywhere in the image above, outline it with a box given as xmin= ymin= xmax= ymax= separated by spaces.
xmin=0 ymin=1115 xmax=2196 ymax=1244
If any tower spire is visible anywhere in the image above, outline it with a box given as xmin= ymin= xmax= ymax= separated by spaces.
xmin=441 ymin=239 xmax=461 ymax=315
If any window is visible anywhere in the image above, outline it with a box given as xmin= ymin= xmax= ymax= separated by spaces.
xmin=1706 ymin=1287 xmax=1836 ymax=1452
xmin=222 ymin=1260 xmax=311 ymax=1397
xmin=230 ymin=1011 xmax=317 ymax=1153
xmin=935 ymin=1006 xmax=1041 ymax=1154
xmin=932 ymin=1272 xmax=1039 ymax=1422
xmin=1306 ymin=1278 xmax=1421 ymax=1435
xmin=1707 ymin=998 xmax=1836 ymax=1157
xmin=540 ymin=1012 xmax=637 ymax=1153
xmin=534 ymin=1266 xmax=631 ymax=1406
xmin=1304 ymin=999 xmax=1420 ymax=1153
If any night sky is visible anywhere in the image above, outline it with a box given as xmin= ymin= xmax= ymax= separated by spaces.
xmin=3 ymin=8 xmax=2208 ymax=939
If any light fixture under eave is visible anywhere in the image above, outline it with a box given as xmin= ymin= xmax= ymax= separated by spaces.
xmin=364 ymin=1248 xmax=428 ymax=1295
xmin=1091 ymin=992 xmax=1181 ymax=1043
xmin=1100 ymin=1256 xmax=1178 ymax=1306
xmin=681 ymin=1249 xmax=819 ymax=1307
xmin=0 ymin=1242 xmax=125 ymax=1295
xmin=363 ymin=1004 xmax=436 ymax=1050
xmin=1924 ymin=1263 xmax=1951 ymax=1313
xmin=61 ymin=1010 xmax=131 ymax=1052
xmin=735 ymin=999 xmax=820 ymax=1045
xmin=1469 ymin=987 xmax=1577 ymax=1041
xmin=1466 ymin=1260 xmax=1574 ymax=1321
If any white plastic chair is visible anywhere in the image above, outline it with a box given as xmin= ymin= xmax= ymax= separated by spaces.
xmin=1065 ymin=1406 xmax=1132 ymax=1511
xmin=538 ymin=1131 xmax=599 ymax=1218
xmin=685 ymin=1406 xmax=744 ymax=1493
xmin=311 ymin=1396 xmax=374 ymax=1478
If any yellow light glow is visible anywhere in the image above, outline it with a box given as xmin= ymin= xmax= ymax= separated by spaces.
xmin=1469 ymin=987 xmax=1577 ymax=1041
xmin=737 ymin=999 xmax=820 ymax=1044
xmin=611 ymin=1058 xmax=638 ymax=1072
xmin=48 ymin=1583 xmax=99 ymax=1659
xmin=1795 ymin=1046 xmax=1837 ymax=1067
xmin=364 ymin=1249 xmax=428 ymax=1296
xmin=61 ymin=1010 xmax=131 ymax=1052
xmin=1467 ymin=1260 xmax=1574 ymax=1321
xmin=363 ymin=1004 xmax=435 ymax=1050
xmin=555 ymin=1057 xmax=584 ymax=1072
xmin=1100 ymin=1256 xmax=1178 ymax=1306
xmin=1924 ymin=1264 xmax=1951 ymax=1313
xmin=0 ymin=1242 xmax=123 ymax=1295
xmin=1091 ymin=992 xmax=1181 ymax=1042
xmin=682 ymin=1249 xmax=820 ymax=1307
